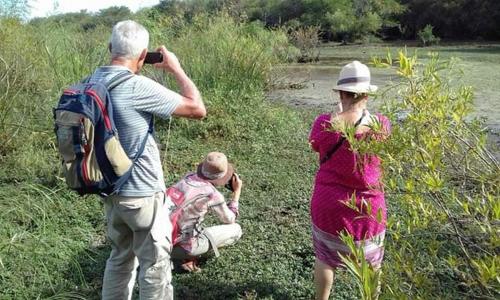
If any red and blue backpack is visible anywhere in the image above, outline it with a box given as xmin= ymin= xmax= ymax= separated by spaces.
xmin=53 ymin=72 xmax=151 ymax=196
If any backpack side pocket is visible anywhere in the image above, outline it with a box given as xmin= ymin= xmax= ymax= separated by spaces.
xmin=55 ymin=110 xmax=103 ymax=189
xmin=104 ymin=136 xmax=132 ymax=177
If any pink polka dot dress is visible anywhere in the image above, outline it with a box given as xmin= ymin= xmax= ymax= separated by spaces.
xmin=309 ymin=113 xmax=391 ymax=268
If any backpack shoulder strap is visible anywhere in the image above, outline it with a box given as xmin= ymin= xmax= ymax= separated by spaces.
xmin=131 ymin=117 xmax=153 ymax=163
xmin=106 ymin=72 xmax=134 ymax=91
xmin=320 ymin=110 xmax=366 ymax=165
xmin=98 ymin=71 xmax=147 ymax=162
xmin=81 ymin=75 xmax=91 ymax=84
xmin=80 ymin=70 xmax=133 ymax=88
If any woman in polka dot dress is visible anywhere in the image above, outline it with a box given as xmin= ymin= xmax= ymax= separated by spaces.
xmin=309 ymin=61 xmax=391 ymax=300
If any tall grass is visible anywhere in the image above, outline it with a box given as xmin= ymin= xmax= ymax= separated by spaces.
xmin=0 ymin=18 xmax=41 ymax=157
xmin=1 ymin=11 xmax=498 ymax=300
xmin=0 ymin=184 xmax=105 ymax=298
xmin=0 ymin=13 xmax=320 ymax=299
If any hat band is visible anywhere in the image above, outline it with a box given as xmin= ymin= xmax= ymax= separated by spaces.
xmin=201 ymin=164 xmax=226 ymax=179
xmin=337 ymin=76 xmax=370 ymax=85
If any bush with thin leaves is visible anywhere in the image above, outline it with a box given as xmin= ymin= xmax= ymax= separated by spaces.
xmin=418 ymin=24 xmax=440 ymax=47
xmin=338 ymin=50 xmax=499 ymax=299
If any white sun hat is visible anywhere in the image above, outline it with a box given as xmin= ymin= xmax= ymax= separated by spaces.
xmin=333 ymin=60 xmax=378 ymax=93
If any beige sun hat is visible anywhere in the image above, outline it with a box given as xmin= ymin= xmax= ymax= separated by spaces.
xmin=333 ymin=60 xmax=378 ymax=93
xmin=197 ymin=152 xmax=234 ymax=186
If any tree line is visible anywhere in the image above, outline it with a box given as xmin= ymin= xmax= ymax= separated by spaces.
xmin=153 ymin=0 xmax=500 ymax=41
xmin=2 ymin=0 xmax=500 ymax=41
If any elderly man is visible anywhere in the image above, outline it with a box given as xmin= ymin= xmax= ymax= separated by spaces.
xmin=88 ymin=20 xmax=206 ymax=299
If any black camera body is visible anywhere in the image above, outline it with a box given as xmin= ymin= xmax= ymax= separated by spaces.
xmin=144 ymin=52 xmax=163 ymax=64
xmin=225 ymin=174 xmax=236 ymax=192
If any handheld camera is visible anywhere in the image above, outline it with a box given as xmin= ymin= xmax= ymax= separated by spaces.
xmin=144 ymin=52 xmax=163 ymax=64
xmin=225 ymin=174 xmax=237 ymax=192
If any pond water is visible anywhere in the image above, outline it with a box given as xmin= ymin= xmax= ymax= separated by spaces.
xmin=267 ymin=43 xmax=500 ymax=136
xmin=267 ymin=61 xmax=395 ymax=112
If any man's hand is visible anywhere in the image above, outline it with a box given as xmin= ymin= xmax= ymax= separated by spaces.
xmin=154 ymin=45 xmax=206 ymax=119
xmin=154 ymin=46 xmax=182 ymax=74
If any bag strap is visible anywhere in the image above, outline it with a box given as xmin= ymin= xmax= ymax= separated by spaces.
xmin=81 ymin=75 xmax=91 ymax=84
xmin=320 ymin=110 xmax=366 ymax=165
xmin=202 ymin=230 xmax=220 ymax=257
xmin=103 ymin=117 xmax=153 ymax=197
xmin=87 ymin=71 xmax=152 ymax=197
xmin=81 ymin=70 xmax=134 ymax=87
xmin=131 ymin=118 xmax=153 ymax=163
xmin=106 ymin=72 xmax=135 ymax=91
xmin=99 ymin=71 xmax=150 ymax=163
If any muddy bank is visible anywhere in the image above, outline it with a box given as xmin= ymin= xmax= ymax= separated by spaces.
xmin=268 ymin=44 xmax=500 ymax=125
xmin=266 ymin=44 xmax=500 ymax=157
xmin=267 ymin=63 xmax=395 ymax=112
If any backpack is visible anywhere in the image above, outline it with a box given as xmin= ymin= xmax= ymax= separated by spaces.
xmin=166 ymin=184 xmax=208 ymax=245
xmin=53 ymin=72 xmax=151 ymax=196
xmin=166 ymin=186 xmax=186 ymax=245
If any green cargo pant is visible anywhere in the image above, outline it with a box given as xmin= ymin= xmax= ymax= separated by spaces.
xmin=102 ymin=192 xmax=172 ymax=300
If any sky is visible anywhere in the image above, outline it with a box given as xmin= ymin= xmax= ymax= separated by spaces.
xmin=29 ymin=0 xmax=161 ymax=19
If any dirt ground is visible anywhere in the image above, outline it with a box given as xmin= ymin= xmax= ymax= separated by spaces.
xmin=266 ymin=44 xmax=500 ymax=159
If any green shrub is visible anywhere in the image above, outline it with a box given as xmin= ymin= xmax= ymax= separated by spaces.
xmin=418 ymin=24 xmax=440 ymax=47
xmin=338 ymin=50 xmax=499 ymax=299
xmin=287 ymin=26 xmax=320 ymax=63
xmin=380 ymin=51 xmax=497 ymax=299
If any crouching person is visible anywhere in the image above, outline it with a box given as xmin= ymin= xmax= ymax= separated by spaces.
xmin=166 ymin=152 xmax=243 ymax=272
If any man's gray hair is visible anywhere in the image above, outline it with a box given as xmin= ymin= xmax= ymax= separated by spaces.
xmin=110 ymin=20 xmax=149 ymax=59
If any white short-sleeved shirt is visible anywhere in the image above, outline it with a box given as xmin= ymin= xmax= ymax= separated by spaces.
xmin=90 ymin=65 xmax=181 ymax=197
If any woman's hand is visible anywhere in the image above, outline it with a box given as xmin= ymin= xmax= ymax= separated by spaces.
xmin=231 ymin=174 xmax=242 ymax=203
xmin=232 ymin=174 xmax=242 ymax=193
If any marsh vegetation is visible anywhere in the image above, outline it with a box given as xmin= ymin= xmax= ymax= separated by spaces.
xmin=0 ymin=1 xmax=498 ymax=299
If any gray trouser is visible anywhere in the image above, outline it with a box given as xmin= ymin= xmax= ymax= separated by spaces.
xmin=171 ymin=223 xmax=242 ymax=259
xmin=102 ymin=192 xmax=173 ymax=300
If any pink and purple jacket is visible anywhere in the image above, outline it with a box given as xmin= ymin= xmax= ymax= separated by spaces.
xmin=168 ymin=173 xmax=239 ymax=252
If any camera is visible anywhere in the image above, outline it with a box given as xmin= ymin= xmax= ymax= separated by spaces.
xmin=225 ymin=174 xmax=236 ymax=192
xmin=144 ymin=52 xmax=163 ymax=64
